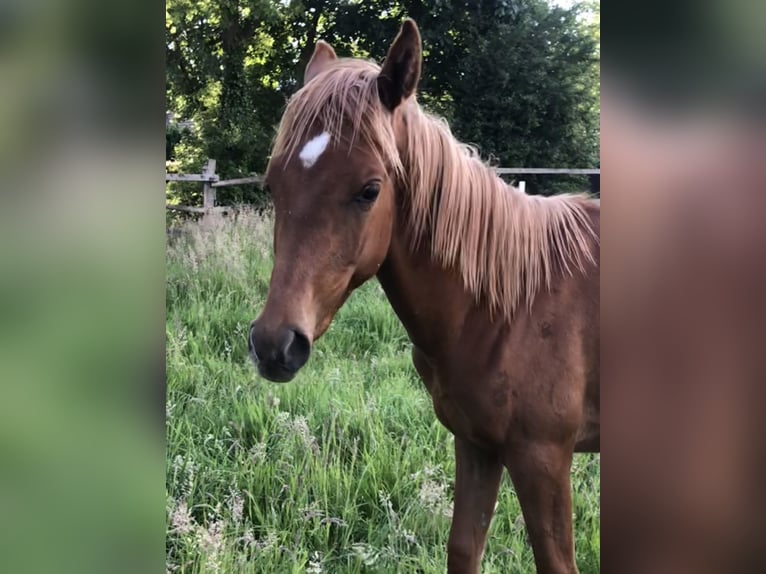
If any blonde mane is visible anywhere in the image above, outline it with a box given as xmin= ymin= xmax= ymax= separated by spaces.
xmin=270 ymin=59 xmax=597 ymax=319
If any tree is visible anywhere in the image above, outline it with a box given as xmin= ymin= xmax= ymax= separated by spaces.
xmin=398 ymin=0 xmax=600 ymax=193
xmin=166 ymin=0 xmax=285 ymax=205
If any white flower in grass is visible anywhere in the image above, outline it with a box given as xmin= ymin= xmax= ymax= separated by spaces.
xmin=306 ymin=551 xmax=323 ymax=573
xmin=249 ymin=442 xmax=267 ymax=463
xmin=301 ymin=501 xmax=324 ymax=521
xmin=253 ymin=532 xmax=279 ymax=552
xmin=241 ymin=530 xmax=255 ymax=548
xmin=199 ymin=519 xmax=224 ymax=574
xmin=319 ymin=516 xmax=347 ymax=527
xmin=266 ymin=393 xmax=280 ymax=409
xmin=275 ymin=411 xmax=291 ymax=431
xmin=228 ymin=489 xmax=244 ymax=524
xmin=352 ymin=543 xmax=380 ymax=566
xmin=170 ymin=500 xmax=195 ymax=536
xmin=172 ymin=455 xmax=196 ymax=498
xmin=409 ymin=464 xmax=440 ymax=481
xmin=419 ymin=479 xmax=453 ymax=518
xmin=291 ymin=415 xmax=319 ymax=454
xmin=401 ymin=529 xmax=417 ymax=545
xmin=378 ymin=490 xmax=398 ymax=525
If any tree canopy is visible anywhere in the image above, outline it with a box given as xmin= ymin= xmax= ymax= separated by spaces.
xmin=166 ymin=0 xmax=600 ymax=204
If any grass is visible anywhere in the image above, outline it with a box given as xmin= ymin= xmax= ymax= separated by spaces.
xmin=166 ymin=209 xmax=600 ymax=573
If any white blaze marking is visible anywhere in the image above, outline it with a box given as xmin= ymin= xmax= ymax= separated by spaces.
xmin=298 ymin=132 xmax=331 ymax=168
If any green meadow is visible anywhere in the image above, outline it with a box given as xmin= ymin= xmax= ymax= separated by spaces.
xmin=165 ymin=210 xmax=600 ymax=573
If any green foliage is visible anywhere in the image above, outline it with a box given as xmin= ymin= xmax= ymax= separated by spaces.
xmin=166 ymin=123 xmax=190 ymax=161
xmin=166 ymin=210 xmax=601 ymax=573
xmin=166 ymin=0 xmax=600 ymax=203
xmin=437 ymin=1 xmax=600 ymax=194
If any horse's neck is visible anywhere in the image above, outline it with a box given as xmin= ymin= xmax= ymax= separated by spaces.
xmin=376 ymin=220 xmax=473 ymax=357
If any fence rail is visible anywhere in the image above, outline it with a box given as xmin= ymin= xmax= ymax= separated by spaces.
xmin=165 ymin=173 xmax=220 ymax=183
xmin=165 ymin=205 xmax=235 ymax=214
xmin=494 ymin=168 xmax=599 ymax=175
xmin=166 ymin=158 xmax=599 ymax=215
xmin=212 ymin=175 xmax=264 ymax=188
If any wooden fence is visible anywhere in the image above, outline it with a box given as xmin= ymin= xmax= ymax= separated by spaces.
xmin=166 ymin=159 xmax=599 ymax=214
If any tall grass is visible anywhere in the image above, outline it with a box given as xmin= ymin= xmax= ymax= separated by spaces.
xmin=166 ymin=209 xmax=600 ymax=573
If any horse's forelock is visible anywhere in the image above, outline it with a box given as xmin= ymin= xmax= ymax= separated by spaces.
xmin=270 ymin=59 xmax=402 ymax=178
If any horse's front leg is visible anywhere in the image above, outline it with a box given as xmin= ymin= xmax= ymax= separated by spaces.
xmin=505 ymin=440 xmax=578 ymax=574
xmin=447 ymin=437 xmax=504 ymax=574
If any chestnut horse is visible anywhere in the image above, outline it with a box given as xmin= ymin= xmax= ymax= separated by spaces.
xmin=249 ymin=19 xmax=599 ymax=574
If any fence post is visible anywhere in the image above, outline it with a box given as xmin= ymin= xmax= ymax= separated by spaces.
xmin=518 ymin=180 xmax=526 ymax=193
xmin=202 ymin=159 xmax=217 ymax=211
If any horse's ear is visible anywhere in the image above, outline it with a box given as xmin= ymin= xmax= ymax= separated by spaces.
xmin=378 ymin=19 xmax=422 ymax=111
xmin=304 ymin=40 xmax=337 ymax=84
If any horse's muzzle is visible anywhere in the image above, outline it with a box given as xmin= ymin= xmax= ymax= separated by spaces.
xmin=248 ymin=321 xmax=311 ymax=382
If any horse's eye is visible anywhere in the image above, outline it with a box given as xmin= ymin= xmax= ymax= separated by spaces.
xmin=355 ymin=183 xmax=380 ymax=206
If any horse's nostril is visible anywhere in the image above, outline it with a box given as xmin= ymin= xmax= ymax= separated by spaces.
xmin=279 ymin=329 xmax=296 ymax=360
xmin=248 ymin=322 xmax=311 ymax=381
xmin=285 ymin=328 xmax=311 ymax=369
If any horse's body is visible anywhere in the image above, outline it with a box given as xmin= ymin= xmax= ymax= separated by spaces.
xmin=380 ymin=204 xmax=600 ymax=454
xmin=249 ymin=20 xmax=599 ymax=573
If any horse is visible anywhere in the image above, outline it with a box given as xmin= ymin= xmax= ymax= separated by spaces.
xmin=248 ymin=19 xmax=600 ymax=574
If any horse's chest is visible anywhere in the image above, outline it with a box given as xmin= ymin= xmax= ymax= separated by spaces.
xmin=429 ymin=387 xmax=460 ymax=431
xmin=427 ymin=373 xmax=506 ymax=447
xmin=412 ymin=345 xmax=507 ymax=447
